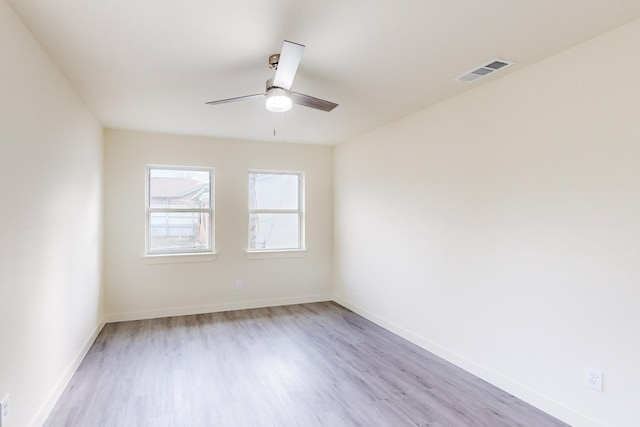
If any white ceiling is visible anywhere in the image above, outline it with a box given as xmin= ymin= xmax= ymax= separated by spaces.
xmin=7 ymin=0 xmax=640 ymax=145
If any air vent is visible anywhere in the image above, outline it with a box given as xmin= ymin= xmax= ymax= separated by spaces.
xmin=455 ymin=59 xmax=514 ymax=83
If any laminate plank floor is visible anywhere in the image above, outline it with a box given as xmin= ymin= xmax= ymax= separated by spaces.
xmin=44 ymin=302 xmax=569 ymax=427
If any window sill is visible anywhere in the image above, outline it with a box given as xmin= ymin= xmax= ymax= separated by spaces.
xmin=246 ymin=249 xmax=307 ymax=260
xmin=143 ymin=252 xmax=217 ymax=264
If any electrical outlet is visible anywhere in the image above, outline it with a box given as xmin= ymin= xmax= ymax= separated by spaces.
xmin=1 ymin=394 xmax=9 ymax=426
xmin=235 ymin=280 xmax=243 ymax=290
xmin=585 ymin=367 xmax=603 ymax=392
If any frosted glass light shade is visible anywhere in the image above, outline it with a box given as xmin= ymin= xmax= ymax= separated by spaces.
xmin=265 ymin=88 xmax=292 ymax=112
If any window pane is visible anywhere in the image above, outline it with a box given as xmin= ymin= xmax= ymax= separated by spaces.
xmin=150 ymin=169 xmax=210 ymax=209
xmin=149 ymin=212 xmax=211 ymax=252
xmin=249 ymin=213 xmax=299 ymax=250
xmin=249 ymin=173 xmax=298 ymax=210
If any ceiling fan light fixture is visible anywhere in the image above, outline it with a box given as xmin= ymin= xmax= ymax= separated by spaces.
xmin=206 ymin=41 xmax=337 ymax=113
xmin=265 ymin=88 xmax=292 ymax=112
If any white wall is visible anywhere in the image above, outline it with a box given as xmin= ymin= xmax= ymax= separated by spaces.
xmin=104 ymin=129 xmax=333 ymax=320
xmin=334 ymin=18 xmax=640 ymax=427
xmin=0 ymin=2 xmax=104 ymax=427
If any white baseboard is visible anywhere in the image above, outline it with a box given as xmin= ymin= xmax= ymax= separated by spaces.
xmin=333 ymin=295 xmax=602 ymax=427
xmin=30 ymin=320 xmax=106 ymax=427
xmin=105 ymin=294 xmax=333 ymax=323
xmin=32 ymin=296 xmax=331 ymax=425
xmin=32 ymin=297 xmax=594 ymax=427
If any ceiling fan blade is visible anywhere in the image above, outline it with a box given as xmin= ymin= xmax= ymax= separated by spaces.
xmin=205 ymin=93 xmax=264 ymax=106
xmin=291 ymin=92 xmax=338 ymax=112
xmin=273 ymin=41 xmax=305 ymax=90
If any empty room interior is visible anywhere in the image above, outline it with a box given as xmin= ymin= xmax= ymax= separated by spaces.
xmin=1 ymin=0 xmax=640 ymax=426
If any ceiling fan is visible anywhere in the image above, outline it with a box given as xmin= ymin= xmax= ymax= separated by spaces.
xmin=206 ymin=40 xmax=338 ymax=113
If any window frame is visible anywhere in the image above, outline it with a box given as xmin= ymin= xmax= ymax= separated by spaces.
xmin=145 ymin=165 xmax=215 ymax=256
xmin=247 ymin=170 xmax=305 ymax=253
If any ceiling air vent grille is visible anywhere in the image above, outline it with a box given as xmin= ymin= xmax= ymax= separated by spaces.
xmin=455 ymin=59 xmax=514 ymax=83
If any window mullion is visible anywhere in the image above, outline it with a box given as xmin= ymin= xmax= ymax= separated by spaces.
xmin=149 ymin=208 xmax=212 ymax=214
xmin=249 ymin=209 xmax=300 ymax=215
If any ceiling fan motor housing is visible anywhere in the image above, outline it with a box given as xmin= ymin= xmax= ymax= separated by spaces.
xmin=266 ymin=77 xmax=286 ymax=91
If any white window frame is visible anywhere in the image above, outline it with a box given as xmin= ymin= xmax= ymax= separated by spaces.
xmin=247 ymin=170 xmax=305 ymax=253
xmin=145 ymin=165 xmax=215 ymax=256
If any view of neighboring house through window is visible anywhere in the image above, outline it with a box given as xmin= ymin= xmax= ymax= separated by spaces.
xmin=146 ymin=166 xmax=213 ymax=254
xmin=248 ymin=171 xmax=304 ymax=251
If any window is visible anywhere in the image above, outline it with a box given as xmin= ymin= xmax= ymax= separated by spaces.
xmin=248 ymin=171 xmax=304 ymax=251
xmin=146 ymin=166 xmax=214 ymax=255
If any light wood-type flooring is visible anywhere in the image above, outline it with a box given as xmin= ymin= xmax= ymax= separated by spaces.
xmin=44 ymin=302 xmax=569 ymax=427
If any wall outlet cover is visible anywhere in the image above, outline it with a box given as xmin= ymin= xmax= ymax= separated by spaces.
xmin=0 ymin=394 xmax=9 ymax=426
xmin=585 ymin=367 xmax=603 ymax=392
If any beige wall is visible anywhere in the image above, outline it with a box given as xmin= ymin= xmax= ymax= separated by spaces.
xmin=334 ymin=18 xmax=640 ymax=427
xmin=104 ymin=129 xmax=333 ymax=320
xmin=0 ymin=2 xmax=104 ymax=427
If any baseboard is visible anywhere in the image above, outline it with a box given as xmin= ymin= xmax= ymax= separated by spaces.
xmin=31 ymin=297 xmax=595 ymax=426
xmin=333 ymin=295 xmax=603 ymax=427
xmin=105 ymin=294 xmax=333 ymax=323
xmin=29 ymin=319 xmax=106 ymax=427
